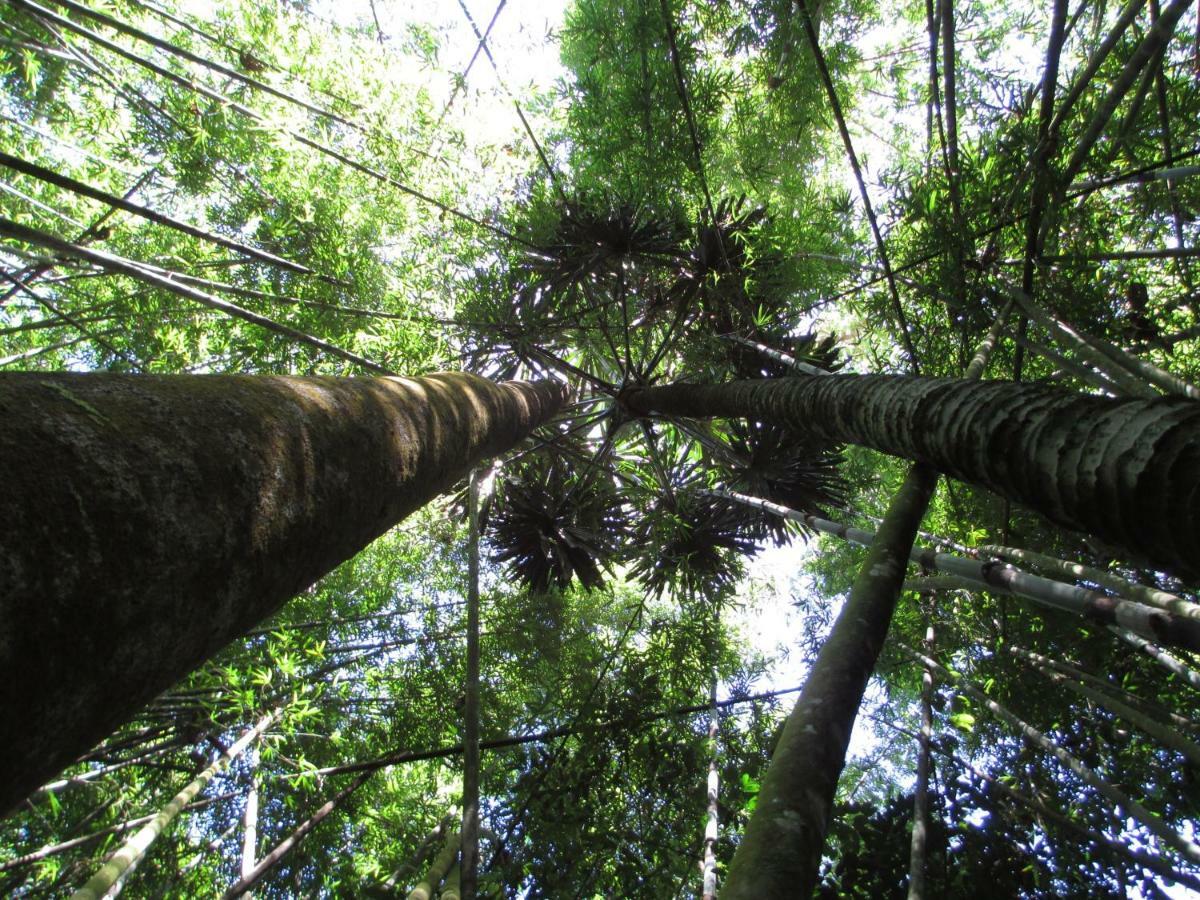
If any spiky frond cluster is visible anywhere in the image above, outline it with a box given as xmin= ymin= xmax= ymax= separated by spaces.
xmin=487 ymin=450 xmax=627 ymax=594
xmin=720 ymin=419 xmax=846 ymax=546
xmin=524 ymin=197 xmax=688 ymax=294
xmin=630 ymin=491 xmax=757 ymax=600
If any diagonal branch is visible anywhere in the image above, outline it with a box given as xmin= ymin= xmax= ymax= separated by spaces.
xmin=795 ymin=0 xmax=921 ymax=373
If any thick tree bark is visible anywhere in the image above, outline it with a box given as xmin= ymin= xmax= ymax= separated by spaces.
xmin=721 ymin=464 xmax=939 ymax=898
xmin=623 ymin=375 xmax=1200 ymax=580
xmin=0 ymin=372 xmax=567 ymax=813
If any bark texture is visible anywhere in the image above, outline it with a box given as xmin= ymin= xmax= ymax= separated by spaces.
xmin=0 ymin=372 xmax=567 ymax=813
xmin=721 ymin=464 xmax=938 ymax=898
xmin=624 ymin=375 xmax=1200 ymax=580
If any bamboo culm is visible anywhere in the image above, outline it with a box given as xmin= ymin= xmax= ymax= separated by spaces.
xmin=1009 ymin=646 xmax=1200 ymax=765
xmin=709 ymin=488 xmax=1200 ymax=653
xmin=898 ymin=644 xmax=1200 ymax=866
xmin=70 ymin=712 xmax=276 ymax=900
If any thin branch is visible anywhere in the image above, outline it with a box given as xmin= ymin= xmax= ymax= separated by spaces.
xmin=795 ymin=0 xmax=920 ymax=373
xmin=10 ymin=0 xmax=526 ymax=248
xmin=453 ymin=0 xmax=565 ymax=204
xmin=0 ymin=151 xmax=330 ymax=282
xmin=0 ymin=218 xmax=397 ymax=374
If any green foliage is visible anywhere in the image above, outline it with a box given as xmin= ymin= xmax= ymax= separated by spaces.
xmin=3 ymin=0 xmax=1200 ymax=895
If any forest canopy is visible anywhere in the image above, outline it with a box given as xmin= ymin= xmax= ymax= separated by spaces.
xmin=1 ymin=0 xmax=1199 ymax=896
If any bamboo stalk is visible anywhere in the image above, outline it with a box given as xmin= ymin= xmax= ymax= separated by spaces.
xmin=0 ymin=218 xmax=396 ymax=374
xmin=1009 ymin=645 xmax=1200 ymax=764
xmin=711 ymin=488 xmax=1200 ymax=653
xmin=0 ymin=151 xmax=321 ymax=279
xmin=1110 ymin=627 xmax=1200 ymax=690
xmin=980 ymin=544 xmax=1200 ymax=620
xmin=1060 ymin=0 xmax=1193 ymax=185
xmin=223 ymin=772 xmax=373 ymax=899
xmin=899 ymin=643 xmax=1200 ymax=866
xmin=69 ymin=714 xmax=275 ymax=898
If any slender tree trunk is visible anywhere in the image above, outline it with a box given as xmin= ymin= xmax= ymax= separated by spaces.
xmin=1061 ymin=0 xmax=1193 ymax=185
xmin=224 ymin=772 xmax=373 ymax=899
xmin=71 ymin=712 xmax=276 ymax=900
xmin=701 ymin=676 xmax=719 ymax=900
xmin=622 ymin=374 xmax=1200 ymax=580
xmin=0 ymin=793 xmax=237 ymax=874
xmin=461 ymin=471 xmax=482 ymax=900
xmin=721 ymin=464 xmax=939 ymax=898
xmin=1007 ymin=287 xmax=1200 ymax=399
xmin=0 ymin=372 xmax=567 ymax=812
xmin=0 ymin=153 xmax=316 ymax=278
xmin=907 ymin=611 xmax=936 ymax=899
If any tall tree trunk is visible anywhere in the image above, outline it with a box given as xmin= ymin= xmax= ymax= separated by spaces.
xmin=71 ymin=712 xmax=276 ymax=900
xmin=461 ymin=471 xmax=482 ymax=900
xmin=701 ymin=676 xmax=719 ymax=900
xmin=721 ymin=463 xmax=939 ymax=898
xmin=907 ymin=609 xmax=936 ymax=900
xmin=0 ymin=372 xmax=568 ymax=813
xmin=622 ymin=374 xmax=1200 ymax=580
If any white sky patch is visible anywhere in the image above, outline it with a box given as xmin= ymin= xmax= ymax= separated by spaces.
xmin=735 ymin=539 xmax=886 ymax=765
xmin=309 ymin=0 xmax=568 ymax=147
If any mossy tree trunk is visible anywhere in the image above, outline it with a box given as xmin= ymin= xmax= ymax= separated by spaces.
xmin=0 ymin=372 xmax=567 ymax=813
xmin=721 ymin=463 xmax=939 ymax=898
xmin=623 ymin=374 xmax=1200 ymax=580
